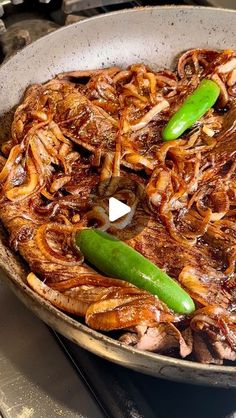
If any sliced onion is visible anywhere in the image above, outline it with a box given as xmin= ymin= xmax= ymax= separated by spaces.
xmin=6 ymin=158 xmax=39 ymax=202
xmin=211 ymin=73 xmax=229 ymax=106
xmin=0 ymin=144 xmax=22 ymax=183
xmin=35 ymin=223 xmax=84 ymax=266
xmin=86 ymin=295 xmax=172 ymax=331
xmin=27 ymin=272 xmax=88 ymax=316
xmin=218 ymin=58 xmax=236 ymax=74
xmin=129 ymin=100 xmax=169 ymax=131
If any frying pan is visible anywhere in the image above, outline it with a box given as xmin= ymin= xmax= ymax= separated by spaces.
xmin=0 ymin=5 xmax=236 ymax=388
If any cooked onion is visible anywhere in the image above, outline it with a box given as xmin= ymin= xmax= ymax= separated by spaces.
xmin=27 ymin=272 xmax=88 ymax=315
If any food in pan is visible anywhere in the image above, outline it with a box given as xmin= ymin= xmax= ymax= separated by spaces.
xmin=0 ymin=48 xmax=236 ymax=364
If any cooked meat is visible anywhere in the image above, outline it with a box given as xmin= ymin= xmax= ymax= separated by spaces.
xmin=212 ymin=341 xmax=236 ymax=361
xmin=119 ymin=332 xmax=139 ymax=346
xmin=193 ymin=334 xmax=221 ymax=364
xmin=191 ymin=306 xmax=236 ymax=364
xmin=119 ymin=324 xmax=193 ymax=358
xmin=135 ymin=323 xmax=193 ymax=358
xmin=0 ymin=48 xmax=236 ymax=364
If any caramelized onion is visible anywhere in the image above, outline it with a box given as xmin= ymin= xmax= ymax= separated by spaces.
xmin=0 ymin=144 xmax=22 ymax=183
xmin=6 ymin=158 xmax=39 ymax=201
xmin=86 ymin=295 xmax=173 ymax=331
xmin=129 ymin=100 xmax=169 ymax=131
xmin=27 ymin=272 xmax=88 ymax=315
xmin=35 ymin=223 xmax=84 ymax=266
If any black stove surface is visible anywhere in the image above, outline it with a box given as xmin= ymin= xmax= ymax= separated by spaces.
xmin=56 ymin=334 xmax=236 ymax=418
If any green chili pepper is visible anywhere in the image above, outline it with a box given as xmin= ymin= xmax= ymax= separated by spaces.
xmin=75 ymin=229 xmax=195 ymax=314
xmin=162 ymin=78 xmax=220 ymax=141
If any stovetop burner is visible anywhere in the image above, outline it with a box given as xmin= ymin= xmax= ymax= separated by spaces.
xmin=57 ymin=333 xmax=236 ymax=418
xmin=1 ymin=16 xmax=59 ymax=59
xmin=0 ymin=0 xmax=187 ymax=61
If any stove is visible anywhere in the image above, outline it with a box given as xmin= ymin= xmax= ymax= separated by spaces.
xmin=0 ymin=0 xmax=234 ymax=61
xmin=0 ymin=1 xmax=236 ymax=418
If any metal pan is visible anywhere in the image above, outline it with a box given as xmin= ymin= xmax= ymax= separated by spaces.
xmin=0 ymin=5 xmax=236 ymax=387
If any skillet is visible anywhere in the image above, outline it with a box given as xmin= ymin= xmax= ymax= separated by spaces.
xmin=0 ymin=5 xmax=236 ymax=387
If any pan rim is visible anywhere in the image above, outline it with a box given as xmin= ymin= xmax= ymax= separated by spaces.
xmin=1 ymin=4 xmax=236 ymax=378
xmin=1 ymin=5 xmax=236 ymax=71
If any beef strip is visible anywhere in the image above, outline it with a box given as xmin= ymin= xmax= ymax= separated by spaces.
xmin=135 ymin=323 xmax=192 ymax=358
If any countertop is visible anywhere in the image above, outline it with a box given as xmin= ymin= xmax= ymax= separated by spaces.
xmin=0 ymin=276 xmax=104 ymax=418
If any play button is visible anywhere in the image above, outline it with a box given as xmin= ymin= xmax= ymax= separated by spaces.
xmin=87 ymin=176 xmax=150 ymax=240
xmin=109 ymin=197 xmax=131 ymax=222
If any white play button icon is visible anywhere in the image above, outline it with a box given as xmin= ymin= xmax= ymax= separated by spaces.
xmin=108 ymin=197 xmax=131 ymax=222
xmin=88 ymin=176 xmax=150 ymax=239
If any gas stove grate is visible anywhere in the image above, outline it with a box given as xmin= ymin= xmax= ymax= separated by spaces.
xmin=55 ymin=332 xmax=236 ymax=418
xmin=62 ymin=0 xmax=141 ymax=14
